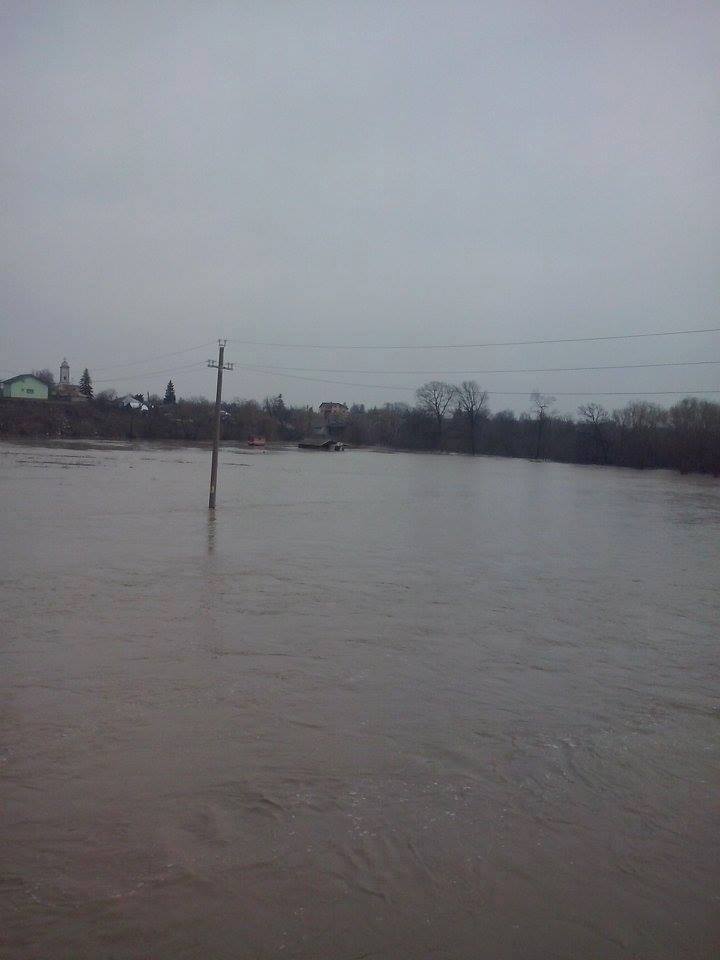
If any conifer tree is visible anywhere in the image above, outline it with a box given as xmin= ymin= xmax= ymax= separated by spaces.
xmin=79 ymin=368 xmax=93 ymax=399
xmin=163 ymin=380 xmax=177 ymax=404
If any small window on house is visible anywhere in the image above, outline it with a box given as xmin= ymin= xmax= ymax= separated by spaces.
xmin=25 ymin=388 xmax=35 ymax=394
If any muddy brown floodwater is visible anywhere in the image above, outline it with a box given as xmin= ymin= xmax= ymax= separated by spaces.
xmin=1 ymin=441 xmax=719 ymax=959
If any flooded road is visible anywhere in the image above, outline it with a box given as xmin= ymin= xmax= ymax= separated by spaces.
xmin=1 ymin=441 xmax=719 ymax=959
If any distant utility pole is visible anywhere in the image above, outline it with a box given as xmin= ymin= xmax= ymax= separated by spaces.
xmin=208 ymin=339 xmax=234 ymax=509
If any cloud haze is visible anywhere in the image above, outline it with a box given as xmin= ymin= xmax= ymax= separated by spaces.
xmin=1 ymin=0 xmax=718 ymax=411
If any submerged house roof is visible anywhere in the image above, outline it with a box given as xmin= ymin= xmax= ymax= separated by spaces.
xmin=298 ymin=436 xmax=334 ymax=449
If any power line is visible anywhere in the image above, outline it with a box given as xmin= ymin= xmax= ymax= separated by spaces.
xmin=93 ymin=361 xmax=207 ymax=383
xmin=486 ymin=390 xmax=720 ymax=397
xmin=237 ymin=365 xmax=720 ymax=396
xmin=228 ymin=325 xmax=720 ymax=350
xmin=232 ymin=359 xmax=720 ymax=376
xmin=2 ymin=343 xmax=215 ymax=378
xmin=92 ymin=342 xmax=216 ymax=373
xmin=237 ymin=368 xmax=415 ymax=391
xmin=5 ymin=359 xmax=718 ymax=399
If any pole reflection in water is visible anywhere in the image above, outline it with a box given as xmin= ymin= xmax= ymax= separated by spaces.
xmin=207 ymin=510 xmax=217 ymax=555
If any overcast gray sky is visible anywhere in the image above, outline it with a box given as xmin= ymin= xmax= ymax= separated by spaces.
xmin=1 ymin=0 xmax=718 ymax=412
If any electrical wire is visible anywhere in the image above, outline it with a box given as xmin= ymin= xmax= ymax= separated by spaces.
xmin=227 ymin=325 xmax=720 ymax=350
xmin=232 ymin=359 xmax=720 ymax=376
xmin=235 ymin=365 xmax=720 ymax=397
xmin=2 ymin=344 xmax=216 ymax=380
xmin=93 ymin=361 xmax=207 ymax=383
xmin=485 ymin=390 xmax=720 ymax=397
xmin=91 ymin=341 xmax=217 ymax=373
xmin=4 ymin=327 xmax=718 ymax=401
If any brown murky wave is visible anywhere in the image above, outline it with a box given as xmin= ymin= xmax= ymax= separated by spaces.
xmin=2 ymin=442 xmax=719 ymax=958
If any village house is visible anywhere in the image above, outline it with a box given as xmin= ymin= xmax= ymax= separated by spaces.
xmin=298 ymin=401 xmax=349 ymax=449
xmin=0 ymin=374 xmax=49 ymax=400
xmin=116 ymin=395 xmax=149 ymax=412
xmin=319 ymin=401 xmax=349 ymax=423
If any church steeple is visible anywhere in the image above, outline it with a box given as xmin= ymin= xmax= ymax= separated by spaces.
xmin=60 ymin=359 xmax=70 ymax=384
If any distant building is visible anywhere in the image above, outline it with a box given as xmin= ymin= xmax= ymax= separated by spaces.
xmin=54 ymin=358 xmax=87 ymax=401
xmin=319 ymin=402 xmax=349 ymax=423
xmin=298 ymin=401 xmax=350 ymax=447
xmin=0 ymin=374 xmax=49 ymax=400
xmin=117 ymin=395 xmax=149 ymax=412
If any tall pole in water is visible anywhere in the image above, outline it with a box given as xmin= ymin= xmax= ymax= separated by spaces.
xmin=208 ymin=339 xmax=233 ymax=509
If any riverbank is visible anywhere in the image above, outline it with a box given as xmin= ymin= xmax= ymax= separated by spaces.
xmin=1 ymin=396 xmax=719 ymax=475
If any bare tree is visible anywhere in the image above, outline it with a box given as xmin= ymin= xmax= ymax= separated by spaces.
xmin=96 ymin=388 xmax=117 ymax=404
xmin=32 ymin=369 xmax=55 ymax=386
xmin=578 ymin=402 xmax=610 ymax=463
xmin=454 ymin=380 xmax=488 ymax=455
xmin=612 ymin=401 xmax=663 ymax=469
xmin=668 ymin=397 xmax=719 ymax=473
xmin=264 ymin=393 xmax=286 ymax=419
xmin=416 ymin=381 xmax=454 ymax=449
xmin=530 ymin=391 xmax=556 ymax=459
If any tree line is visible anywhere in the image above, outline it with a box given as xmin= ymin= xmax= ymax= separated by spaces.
xmin=359 ymin=381 xmax=720 ymax=475
xmin=3 ymin=377 xmax=719 ymax=475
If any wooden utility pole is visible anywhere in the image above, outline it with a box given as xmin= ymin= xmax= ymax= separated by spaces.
xmin=208 ymin=339 xmax=234 ymax=509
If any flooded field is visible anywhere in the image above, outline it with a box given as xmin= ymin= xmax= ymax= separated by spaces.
xmin=1 ymin=441 xmax=719 ymax=959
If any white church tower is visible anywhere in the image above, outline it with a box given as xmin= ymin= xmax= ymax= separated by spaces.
xmin=60 ymin=359 xmax=70 ymax=384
